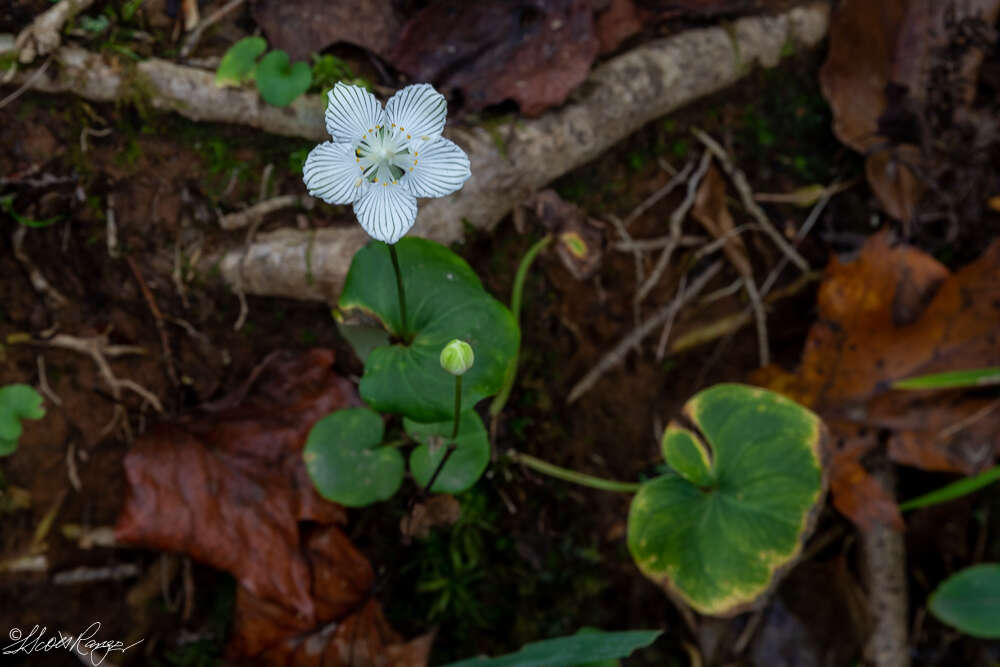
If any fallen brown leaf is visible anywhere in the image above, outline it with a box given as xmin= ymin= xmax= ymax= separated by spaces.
xmin=692 ymin=163 xmax=752 ymax=278
xmin=388 ymin=0 xmax=599 ymax=116
xmin=252 ymin=0 xmax=402 ymax=62
xmin=115 ymin=350 xmax=430 ymax=664
xmin=534 ymin=189 xmax=604 ymax=280
xmin=754 ymin=233 xmax=1000 ymax=529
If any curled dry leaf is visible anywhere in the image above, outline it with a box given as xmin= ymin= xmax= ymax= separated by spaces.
xmin=115 ymin=350 xmax=430 ymax=664
xmin=388 ymin=0 xmax=599 ymax=116
xmin=754 ymin=232 xmax=1000 ymax=530
xmin=533 ymin=189 xmax=605 ymax=280
xmin=401 ymin=494 xmax=462 ymax=542
xmin=252 ymin=0 xmax=402 ymax=62
xmin=692 ymin=163 xmax=752 ymax=278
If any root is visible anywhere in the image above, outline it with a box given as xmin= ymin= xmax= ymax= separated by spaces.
xmin=6 ymin=4 xmax=831 ymax=302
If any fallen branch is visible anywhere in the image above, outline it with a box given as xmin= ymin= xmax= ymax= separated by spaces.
xmin=6 ymin=4 xmax=831 ymax=302
xmin=860 ymin=464 xmax=911 ymax=667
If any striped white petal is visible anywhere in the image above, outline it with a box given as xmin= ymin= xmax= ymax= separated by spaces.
xmin=384 ymin=83 xmax=447 ymax=142
xmin=303 ymin=141 xmax=367 ymax=205
xmin=325 ymin=83 xmax=384 ymax=144
xmin=400 ymin=137 xmax=471 ymax=198
xmin=353 ymin=184 xmax=418 ymax=244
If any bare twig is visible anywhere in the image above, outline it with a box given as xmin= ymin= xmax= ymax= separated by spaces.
xmin=655 ymin=273 xmax=686 ymax=361
xmin=127 ymin=256 xmax=179 ymax=387
xmin=692 ymin=128 xmax=809 ymax=272
xmin=106 ymin=193 xmax=119 ymax=259
xmin=53 ymin=563 xmax=139 ymax=585
xmin=12 ymin=226 xmax=70 ymax=308
xmin=0 ymin=56 xmax=51 ymax=109
xmin=621 ymin=160 xmax=695 ymax=228
xmin=568 ymin=261 xmax=722 ymax=404
xmin=18 ymin=333 xmax=161 ymax=440
xmin=218 ymin=194 xmax=311 ymax=230
xmin=743 ymin=276 xmax=770 ymax=367
xmin=613 ymin=234 xmax=704 ymax=252
xmin=36 ymin=355 xmax=62 ymax=406
xmin=760 ymin=183 xmax=837 ymax=297
xmin=634 ymin=150 xmax=712 ymax=306
xmin=179 ymin=0 xmax=247 ymax=59
xmin=66 ymin=441 xmax=82 ymax=491
xmin=861 ymin=464 xmax=910 ymax=667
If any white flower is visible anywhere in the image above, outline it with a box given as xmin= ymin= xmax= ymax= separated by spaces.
xmin=302 ymin=82 xmax=471 ymax=244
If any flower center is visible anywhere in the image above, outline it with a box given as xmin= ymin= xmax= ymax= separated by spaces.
xmin=356 ymin=125 xmax=411 ymax=186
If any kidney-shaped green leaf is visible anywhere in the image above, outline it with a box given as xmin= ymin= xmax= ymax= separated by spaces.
xmin=255 ymin=50 xmax=312 ymax=107
xmin=628 ymin=383 xmax=826 ymax=616
xmin=405 ymin=410 xmax=489 ymax=494
xmin=0 ymin=384 xmax=45 ymax=457
xmin=929 ymin=563 xmax=1000 ymax=638
xmin=215 ymin=36 xmax=267 ymax=87
xmin=303 ymin=407 xmax=403 ymax=507
xmin=338 ymin=239 xmax=519 ymax=423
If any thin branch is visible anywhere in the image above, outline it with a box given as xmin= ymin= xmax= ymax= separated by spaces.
xmin=692 ymin=128 xmax=809 ymax=272
xmin=568 ymin=261 xmax=722 ymax=404
xmin=218 ymin=194 xmax=311 ymax=231
xmin=621 ymin=159 xmax=695 ymax=228
xmin=634 ymin=149 xmax=712 ymax=306
xmin=179 ymin=0 xmax=247 ymax=58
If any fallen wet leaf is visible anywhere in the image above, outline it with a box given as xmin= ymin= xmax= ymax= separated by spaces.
xmin=754 ymin=232 xmax=1000 ymax=529
xmin=388 ymin=0 xmax=599 ymax=116
xmin=115 ymin=350 xmax=430 ymax=663
xmin=252 ymin=0 xmax=402 ymax=62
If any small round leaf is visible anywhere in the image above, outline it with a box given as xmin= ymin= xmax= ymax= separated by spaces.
xmin=215 ymin=36 xmax=267 ymax=87
xmin=405 ymin=410 xmax=489 ymax=494
xmin=303 ymin=407 xmax=403 ymax=507
xmin=628 ymin=384 xmax=826 ymax=616
xmin=929 ymin=563 xmax=1000 ymax=638
xmin=339 ymin=239 xmax=519 ymax=423
xmin=255 ymin=50 xmax=312 ymax=107
xmin=0 ymin=384 xmax=45 ymax=457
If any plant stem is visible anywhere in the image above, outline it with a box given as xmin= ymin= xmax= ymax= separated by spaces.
xmin=388 ymin=242 xmax=408 ymax=335
xmin=490 ymin=235 xmax=551 ymax=418
xmin=507 ymin=450 xmax=642 ymax=493
xmin=423 ymin=443 xmax=458 ymax=494
xmin=452 ymin=375 xmax=463 ymax=440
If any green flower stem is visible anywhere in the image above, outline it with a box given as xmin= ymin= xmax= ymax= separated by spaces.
xmin=507 ymin=450 xmax=641 ymax=493
xmin=452 ymin=375 xmax=462 ymax=440
xmin=388 ymin=242 xmax=408 ymax=336
xmin=489 ymin=235 xmax=552 ymax=418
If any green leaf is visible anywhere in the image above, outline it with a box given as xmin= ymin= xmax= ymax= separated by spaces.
xmin=662 ymin=426 xmax=714 ymax=487
xmin=929 ymin=564 xmax=1000 ymax=638
xmin=215 ymin=36 xmax=267 ymax=87
xmin=899 ymin=465 xmax=1000 ymax=512
xmin=628 ymin=384 xmax=826 ymax=616
xmin=893 ymin=367 xmax=1000 ymax=389
xmin=303 ymin=407 xmax=404 ymax=507
xmin=339 ymin=239 xmax=519 ymax=423
xmin=255 ymin=50 xmax=312 ymax=107
xmin=0 ymin=384 xmax=45 ymax=457
xmin=439 ymin=629 xmax=662 ymax=667
xmin=405 ymin=410 xmax=489 ymax=494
